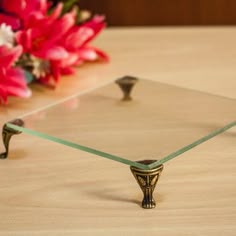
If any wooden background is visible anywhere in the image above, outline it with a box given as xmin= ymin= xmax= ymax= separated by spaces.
xmin=79 ymin=0 xmax=236 ymax=26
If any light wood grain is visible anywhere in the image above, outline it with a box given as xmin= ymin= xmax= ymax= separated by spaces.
xmin=0 ymin=27 xmax=235 ymax=236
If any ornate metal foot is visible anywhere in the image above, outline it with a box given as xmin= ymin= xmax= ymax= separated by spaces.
xmin=130 ymin=160 xmax=164 ymax=209
xmin=116 ymin=76 xmax=138 ymax=101
xmin=0 ymin=119 xmax=24 ymax=159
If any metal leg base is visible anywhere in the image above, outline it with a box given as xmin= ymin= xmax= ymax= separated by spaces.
xmin=116 ymin=76 xmax=138 ymax=101
xmin=130 ymin=160 xmax=164 ymax=209
xmin=0 ymin=119 xmax=24 ymax=159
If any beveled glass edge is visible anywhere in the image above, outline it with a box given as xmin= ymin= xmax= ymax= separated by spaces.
xmin=6 ymin=121 xmax=236 ymax=170
xmin=149 ymin=120 xmax=236 ymax=169
xmin=6 ymin=123 xmax=151 ymax=170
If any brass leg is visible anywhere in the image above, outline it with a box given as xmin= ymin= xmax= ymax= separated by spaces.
xmin=130 ymin=160 xmax=163 ymax=209
xmin=116 ymin=76 xmax=138 ymax=101
xmin=0 ymin=119 xmax=24 ymax=159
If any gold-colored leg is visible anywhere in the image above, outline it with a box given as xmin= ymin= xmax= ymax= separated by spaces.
xmin=116 ymin=76 xmax=138 ymax=101
xmin=130 ymin=160 xmax=163 ymax=209
xmin=0 ymin=119 xmax=24 ymax=159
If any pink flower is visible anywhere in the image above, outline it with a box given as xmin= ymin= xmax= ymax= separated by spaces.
xmin=0 ymin=45 xmax=31 ymax=104
xmin=62 ymin=15 xmax=109 ymax=66
xmin=16 ymin=4 xmax=75 ymax=85
xmin=16 ymin=4 xmax=109 ymax=86
xmin=0 ymin=0 xmax=47 ymax=30
xmin=16 ymin=4 xmax=75 ymax=60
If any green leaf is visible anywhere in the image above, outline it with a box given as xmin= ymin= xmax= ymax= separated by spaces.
xmin=24 ymin=70 xmax=34 ymax=84
xmin=62 ymin=0 xmax=79 ymax=14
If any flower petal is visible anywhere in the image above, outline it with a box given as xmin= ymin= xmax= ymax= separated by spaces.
xmin=82 ymin=15 xmax=106 ymax=44
xmin=34 ymin=46 xmax=69 ymax=60
xmin=59 ymin=53 xmax=78 ymax=67
xmin=77 ymin=46 xmax=109 ymax=62
xmin=65 ymin=27 xmax=94 ymax=50
xmin=0 ymin=66 xmax=31 ymax=104
xmin=47 ymin=11 xmax=75 ymax=43
xmin=92 ymin=47 xmax=110 ymax=62
xmin=78 ymin=47 xmax=98 ymax=61
xmin=0 ymin=45 xmax=22 ymax=68
xmin=48 ymin=3 xmax=63 ymax=20
xmin=16 ymin=30 xmax=33 ymax=51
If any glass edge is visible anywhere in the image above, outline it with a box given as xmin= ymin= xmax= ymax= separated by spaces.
xmin=148 ymin=120 xmax=236 ymax=169
xmin=6 ymin=123 xmax=151 ymax=170
xmin=5 ymin=120 xmax=236 ymax=170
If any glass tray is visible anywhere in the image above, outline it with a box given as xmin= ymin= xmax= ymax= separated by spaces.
xmin=1 ymin=76 xmax=235 ymax=208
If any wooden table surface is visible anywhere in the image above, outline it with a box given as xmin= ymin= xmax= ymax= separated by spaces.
xmin=0 ymin=27 xmax=235 ymax=235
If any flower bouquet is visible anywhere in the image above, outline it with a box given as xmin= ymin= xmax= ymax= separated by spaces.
xmin=0 ymin=0 xmax=108 ymax=104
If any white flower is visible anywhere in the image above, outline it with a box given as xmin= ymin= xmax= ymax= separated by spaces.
xmin=0 ymin=23 xmax=15 ymax=48
xmin=30 ymin=56 xmax=50 ymax=79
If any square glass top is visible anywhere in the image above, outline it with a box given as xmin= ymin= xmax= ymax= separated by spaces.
xmin=5 ymin=77 xmax=236 ymax=170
